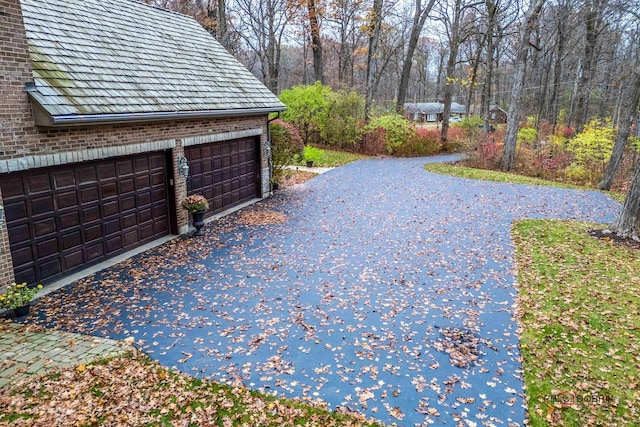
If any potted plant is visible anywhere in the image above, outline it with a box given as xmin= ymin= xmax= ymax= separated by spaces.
xmin=303 ymin=145 xmax=324 ymax=168
xmin=0 ymin=282 xmax=43 ymax=317
xmin=181 ymin=194 xmax=209 ymax=236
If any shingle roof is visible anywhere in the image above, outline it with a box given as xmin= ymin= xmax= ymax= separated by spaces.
xmin=404 ymin=102 xmax=466 ymax=115
xmin=20 ymin=0 xmax=284 ymax=125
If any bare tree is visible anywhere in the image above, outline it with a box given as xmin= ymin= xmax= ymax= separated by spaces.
xmin=364 ymin=0 xmax=384 ymax=118
xmin=500 ymin=0 xmax=545 ymax=171
xmin=233 ymin=0 xmax=294 ymax=93
xmin=570 ymin=0 xmax=609 ymax=132
xmin=395 ymin=0 xmax=437 ymax=113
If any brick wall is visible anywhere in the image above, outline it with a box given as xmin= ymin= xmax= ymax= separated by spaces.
xmin=0 ymin=0 xmax=272 ymax=291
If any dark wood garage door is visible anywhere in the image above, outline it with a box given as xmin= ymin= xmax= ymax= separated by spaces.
xmin=186 ymin=137 xmax=259 ymax=215
xmin=1 ymin=152 xmax=171 ymax=285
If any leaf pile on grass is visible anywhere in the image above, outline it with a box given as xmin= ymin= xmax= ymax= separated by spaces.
xmin=279 ymin=169 xmax=317 ymax=187
xmin=236 ymin=210 xmax=288 ymax=226
xmin=0 ymin=351 xmax=383 ymax=427
xmin=513 ymin=220 xmax=640 ymax=426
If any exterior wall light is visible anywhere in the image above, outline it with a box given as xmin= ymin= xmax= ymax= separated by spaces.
xmin=177 ymin=156 xmax=189 ymax=178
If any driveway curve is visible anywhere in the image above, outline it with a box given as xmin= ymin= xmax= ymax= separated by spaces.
xmin=25 ymin=156 xmax=620 ymax=426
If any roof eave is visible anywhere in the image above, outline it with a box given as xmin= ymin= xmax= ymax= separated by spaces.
xmin=26 ymin=91 xmax=286 ymax=127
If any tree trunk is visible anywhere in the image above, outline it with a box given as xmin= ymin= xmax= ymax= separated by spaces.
xmin=307 ymin=0 xmax=324 ymax=84
xmin=610 ymin=163 xmax=640 ymax=240
xmin=501 ymin=0 xmax=545 ymax=171
xmin=217 ymin=0 xmax=227 ymax=45
xmin=598 ymin=70 xmax=640 ymax=190
xmin=481 ymin=0 xmax=497 ymax=132
xmin=440 ymin=0 xmax=462 ymax=147
xmin=365 ymin=0 xmax=384 ymax=120
xmin=572 ymin=0 xmax=606 ymax=133
xmin=396 ymin=0 xmax=436 ymax=113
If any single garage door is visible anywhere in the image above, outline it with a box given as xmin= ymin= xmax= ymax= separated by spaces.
xmin=1 ymin=151 xmax=171 ymax=285
xmin=186 ymin=137 xmax=259 ymax=215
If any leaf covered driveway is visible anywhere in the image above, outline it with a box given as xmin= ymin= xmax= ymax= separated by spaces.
xmin=25 ymin=156 xmax=619 ymax=426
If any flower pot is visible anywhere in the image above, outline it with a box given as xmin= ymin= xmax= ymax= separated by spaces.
xmin=306 ymin=160 xmax=314 ymax=168
xmin=13 ymin=305 xmax=30 ymax=317
xmin=191 ymin=210 xmax=206 ymax=236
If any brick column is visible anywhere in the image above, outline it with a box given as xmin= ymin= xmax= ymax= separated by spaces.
xmin=0 ymin=0 xmax=35 ymax=290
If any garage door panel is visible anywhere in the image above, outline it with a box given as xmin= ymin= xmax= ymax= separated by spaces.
xmin=57 ymin=191 xmax=79 ymax=209
xmin=120 ymin=195 xmax=136 ymax=211
xmin=118 ymin=179 xmax=134 ymax=194
xmin=60 ymin=211 xmax=81 ymax=230
xmin=2 ymin=175 xmax=24 ymax=197
xmin=61 ymin=230 xmax=82 ymax=250
xmin=39 ymin=258 xmax=61 ymax=279
xmin=103 ymin=200 xmax=120 ymax=217
xmin=52 ymin=170 xmax=75 ymax=189
xmin=34 ymin=218 xmax=56 ymax=238
xmin=0 ymin=151 xmax=171 ymax=284
xmin=14 ymin=267 xmax=36 ymax=287
xmin=37 ymin=238 xmax=58 ymax=258
xmin=98 ymin=164 xmax=117 ymax=179
xmin=80 ymin=186 xmax=100 ymax=202
xmin=5 ymin=200 xmax=27 ymax=222
xmin=27 ymin=174 xmax=51 ymax=193
xmin=87 ymin=242 xmax=105 ymax=261
xmin=117 ymin=160 xmax=133 ymax=175
xmin=31 ymin=195 xmax=55 ymax=215
xmin=63 ymin=251 xmax=83 ymax=270
xmin=82 ymin=206 xmax=101 ymax=223
xmin=11 ymin=246 xmax=33 ymax=267
xmin=78 ymin=166 xmax=98 ymax=184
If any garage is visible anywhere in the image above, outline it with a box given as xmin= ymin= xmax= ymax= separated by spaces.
xmin=186 ymin=137 xmax=260 ymax=215
xmin=0 ymin=151 xmax=172 ymax=285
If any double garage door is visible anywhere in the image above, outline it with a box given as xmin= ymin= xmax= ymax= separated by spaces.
xmin=1 ymin=137 xmax=260 ymax=285
xmin=1 ymin=152 xmax=172 ymax=285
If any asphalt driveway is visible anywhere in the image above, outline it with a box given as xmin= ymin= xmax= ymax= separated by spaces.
xmin=24 ymin=156 xmax=619 ymax=426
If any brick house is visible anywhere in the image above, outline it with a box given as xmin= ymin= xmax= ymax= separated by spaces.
xmin=0 ymin=0 xmax=285 ymax=289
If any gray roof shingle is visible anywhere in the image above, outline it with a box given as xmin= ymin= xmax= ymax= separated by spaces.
xmin=21 ymin=0 xmax=284 ymax=124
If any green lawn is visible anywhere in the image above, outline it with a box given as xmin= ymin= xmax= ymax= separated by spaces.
xmin=294 ymin=148 xmax=370 ymax=168
xmin=512 ymin=220 xmax=640 ymax=425
xmin=423 ymin=163 xmax=626 ymax=202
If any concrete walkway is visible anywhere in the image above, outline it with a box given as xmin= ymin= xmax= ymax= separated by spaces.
xmin=0 ymin=321 xmax=128 ymax=389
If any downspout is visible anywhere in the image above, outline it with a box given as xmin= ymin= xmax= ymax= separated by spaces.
xmin=266 ymin=112 xmax=281 ymax=195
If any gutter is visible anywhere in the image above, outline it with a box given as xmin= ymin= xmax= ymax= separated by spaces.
xmin=24 ymin=85 xmax=286 ymax=127
xmin=36 ymin=107 xmax=287 ymax=127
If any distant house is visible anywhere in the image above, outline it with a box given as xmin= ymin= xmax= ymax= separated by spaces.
xmin=0 ymin=0 xmax=285 ymax=288
xmin=404 ymin=102 xmax=466 ymax=123
xmin=488 ymin=105 xmax=508 ymax=124
xmin=468 ymin=104 xmax=508 ymax=124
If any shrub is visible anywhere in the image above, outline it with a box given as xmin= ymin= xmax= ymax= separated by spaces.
xmin=444 ymin=126 xmax=468 ymax=152
xmin=365 ymin=113 xmax=416 ymax=154
xmin=270 ymin=119 xmax=304 ymax=182
xmin=517 ymin=127 xmax=538 ymax=146
xmin=566 ymin=119 xmax=615 ymax=181
xmin=394 ymin=127 xmax=442 ymax=157
xmin=320 ymin=90 xmax=365 ymax=148
xmin=279 ymin=82 xmax=331 ymax=145
xmin=564 ymin=162 xmax=591 ymax=185
xmin=303 ymin=145 xmax=324 ymax=164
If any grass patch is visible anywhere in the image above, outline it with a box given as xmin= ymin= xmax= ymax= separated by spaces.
xmin=512 ymin=220 xmax=640 ymax=425
xmin=0 ymin=351 xmax=383 ymax=426
xmin=294 ymin=148 xmax=369 ymax=167
xmin=424 ymin=163 xmax=625 ymax=201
